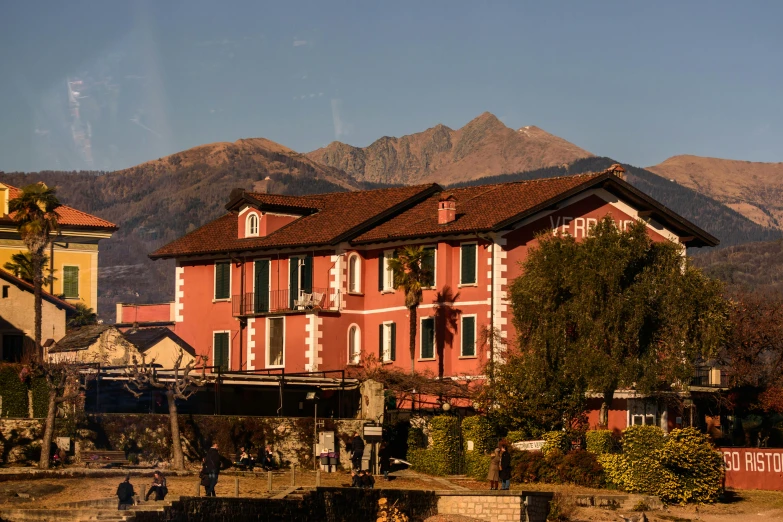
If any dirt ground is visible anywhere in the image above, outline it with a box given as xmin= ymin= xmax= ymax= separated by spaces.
xmin=2 ymin=469 xmax=783 ymax=521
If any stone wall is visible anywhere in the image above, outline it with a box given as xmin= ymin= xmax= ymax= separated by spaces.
xmin=0 ymin=419 xmax=42 ymax=464
xmin=437 ymin=491 xmax=552 ymax=522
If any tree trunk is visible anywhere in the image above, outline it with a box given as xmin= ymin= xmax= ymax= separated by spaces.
xmin=599 ymin=389 xmax=615 ymax=428
xmin=409 ymin=305 xmax=417 ymax=374
xmin=33 ymin=252 xmax=44 ymax=362
xmin=38 ymin=391 xmax=57 ymax=469
xmin=167 ymin=390 xmax=185 ymax=470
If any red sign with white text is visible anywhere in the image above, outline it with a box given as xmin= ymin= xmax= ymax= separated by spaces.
xmin=721 ymin=448 xmax=783 ymax=490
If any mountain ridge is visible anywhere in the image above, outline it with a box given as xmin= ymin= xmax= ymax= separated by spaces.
xmin=306 ymin=112 xmax=594 ymax=185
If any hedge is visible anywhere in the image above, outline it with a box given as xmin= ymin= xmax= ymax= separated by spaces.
xmin=31 ymin=377 xmax=50 ymax=418
xmin=600 ymin=426 xmax=724 ymax=504
xmin=511 ymin=449 xmax=605 ymax=488
xmin=585 ymin=430 xmax=617 ymax=455
xmin=462 ymin=416 xmax=495 ymax=479
xmin=542 ymin=431 xmax=569 ymax=456
xmin=0 ymin=365 xmax=29 ymax=418
xmin=406 ymin=416 xmax=462 ymax=476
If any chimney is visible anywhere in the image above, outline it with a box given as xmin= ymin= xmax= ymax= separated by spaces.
xmin=606 ymin=164 xmax=626 ymax=181
xmin=438 ymin=194 xmax=457 ymax=225
xmin=253 ymin=176 xmax=272 ymax=194
xmin=0 ymin=184 xmax=8 ymax=216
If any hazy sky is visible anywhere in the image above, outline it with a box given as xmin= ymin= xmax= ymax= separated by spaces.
xmin=1 ymin=1 xmax=781 ymax=173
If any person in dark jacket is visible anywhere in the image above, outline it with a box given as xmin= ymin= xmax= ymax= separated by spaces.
xmin=116 ymin=474 xmax=135 ymax=510
xmin=350 ymin=431 xmax=364 ymax=471
xmin=350 ymin=470 xmax=362 ymax=488
xmin=204 ymin=442 xmax=222 ymax=497
xmin=378 ymin=441 xmax=391 ymax=480
xmin=498 ymin=444 xmax=512 ymax=490
xmin=235 ymin=446 xmax=255 ymax=471
xmin=360 ymin=470 xmax=375 ymax=489
xmin=259 ymin=445 xmax=276 ymax=471
xmin=145 ymin=471 xmax=168 ymax=501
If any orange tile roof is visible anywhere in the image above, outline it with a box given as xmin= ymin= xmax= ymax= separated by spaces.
xmin=1 ymin=184 xmax=118 ymax=230
xmin=150 ymin=184 xmax=440 ymax=258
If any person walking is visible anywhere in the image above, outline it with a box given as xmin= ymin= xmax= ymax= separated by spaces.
xmin=498 ymin=443 xmax=512 ymax=490
xmin=116 ymin=474 xmax=136 ymax=510
xmin=378 ymin=441 xmax=391 ymax=481
xmin=204 ymin=442 xmax=222 ymax=497
xmin=350 ymin=431 xmax=364 ymax=471
xmin=487 ymin=448 xmax=500 ymax=490
xmin=144 ymin=471 xmax=168 ymax=501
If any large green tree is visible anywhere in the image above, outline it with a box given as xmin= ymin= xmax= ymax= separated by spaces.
xmin=388 ymin=246 xmax=433 ymax=374
xmin=9 ymin=183 xmax=61 ymax=360
xmin=501 ymin=216 xmax=728 ymax=430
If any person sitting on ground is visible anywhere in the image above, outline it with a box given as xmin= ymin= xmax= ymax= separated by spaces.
xmin=360 ymin=470 xmax=375 ymax=489
xmin=260 ymin=445 xmax=276 ymax=471
xmin=116 ymin=474 xmax=136 ymax=510
xmin=145 ymin=470 xmax=168 ymax=501
xmin=235 ymin=446 xmax=255 ymax=471
xmin=350 ymin=469 xmax=362 ymax=488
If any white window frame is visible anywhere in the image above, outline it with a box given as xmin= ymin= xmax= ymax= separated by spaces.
xmin=382 ymin=250 xmax=395 ymax=292
xmin=382 ymin=321 xmax=394 ymax=362
xmin=212 ymin=330 xmax=231 ymax=371
xmin=422 ymin=244 xmax=437 ymax=289
xmin=266 ymin=316 xmax=286 ymax=368
xmin=459 ymin=242 xmax=478 ymax=286
xmin=61 ymin=264 xmax=80 ymax=298
xmin=213 ymin=260 xmax=232 ymax=302
xmin=246 ymin=212 xmax=259 ymax=238
xmin=347 ymin=324 xmax=361 ymax=365
xmin=347 ymin=253 xmax=362 ymax=294
xmin=420 ymin=316 xmax=436 ymax=361
xmin=460 ymin=314 xmax=477 ymax=358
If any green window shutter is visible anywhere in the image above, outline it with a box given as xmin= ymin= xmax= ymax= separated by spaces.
xmin=379 ymin=323 xmax=385 ymax=362
xmin=462 ymin=316 xmax=476 ymax=357
xmin=254 ymin=260 xmax=270 ymax=313
xmin=214 ymin=332 xmax=229 ymax=371
xmin=289 ymin=257 xmax=299 ymax=309
xmin=215 ymin=262 xmax=230 ymax=300
xmin=301 ymin=255 xmax=313 ymax=294
xmin=378 ymin=252 xmax=385 ymax=291
xmin=422 ymin=247 xmax=436 ymax=287
xmin=460 ymin=244 xmax=477 ymax=285
xmin=63 ymin=266 xmax=79 ymax=298
xmin=390 ymin=322 xmax=396 ymax=361
xmin=421 ymin=318 xmax=434 ymax=359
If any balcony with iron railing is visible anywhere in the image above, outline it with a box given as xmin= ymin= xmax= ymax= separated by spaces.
xmin=232 ymin=287 xmax=340 ymax=317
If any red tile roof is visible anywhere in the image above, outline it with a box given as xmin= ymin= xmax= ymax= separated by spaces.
xmin=1 ymin=183 xmax=117 ymax=230
xmin=150 ymin=184 xmax=440 ymax=258
xmin=150 ymin=168 xmax=718 ymax=259
xmin=0 ymin=268 xmax=78 ymax=312
xmin=354 ymin=173 xmax=606 ymax=243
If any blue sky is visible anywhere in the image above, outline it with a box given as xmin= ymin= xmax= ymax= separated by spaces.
xmin=1 ymin=1 xmax=781 ymax=173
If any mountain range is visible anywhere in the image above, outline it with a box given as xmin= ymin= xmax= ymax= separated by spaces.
xmin=1 ymin=112 xmax=781 ymax=316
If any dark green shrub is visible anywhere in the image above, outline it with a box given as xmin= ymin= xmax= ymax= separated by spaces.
xmin=511 ymin=449 xmax=605 ymax=488
xmin=405 ymin=416 xmax=462 ymax=476
xmin=461 ymin=415 xmax=494 ymax=454
xmin=557 ymin=450 xmax=605 ymax=488
xmin=31 ymin=376 xmax=50 ymax=418
xmin=512 ymin=450 xmax=547 ymax=483
xmin=0 ymin=365 xmax=29 ymax=418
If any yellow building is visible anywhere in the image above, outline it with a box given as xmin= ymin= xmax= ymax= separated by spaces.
xmin=0 ymin=183 xmax=117 ymax=313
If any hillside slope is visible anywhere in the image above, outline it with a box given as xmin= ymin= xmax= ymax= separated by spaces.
xmin=307 ymin=112 xmax=593 ymax=185
xmin=648 ymin=155 xmax=783 ymax=230
xmin=0 ymin=138 xmax=358 ymax=316
xmin=692 ymin=240 xmax=783 ymax=296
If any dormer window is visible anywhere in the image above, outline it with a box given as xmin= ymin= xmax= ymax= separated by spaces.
xmin=246 ymin=213 xmax=259 ymax=237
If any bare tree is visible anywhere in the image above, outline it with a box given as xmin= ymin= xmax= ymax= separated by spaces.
xmin=124 ymin=352 xmax=208 ymax=470
xmin=34 ymin=361 xmax=90 ymax=469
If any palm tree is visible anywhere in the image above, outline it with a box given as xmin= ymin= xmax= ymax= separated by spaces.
xmin=67 ymin=303 xmax=98 ymax=328
xmin=9 ymin=183 xmax=61 ymax=361
xmin=387 ymin=246 xmax=433 ymax=374
xmin=3 ymin=251 xmax=56 ymax=285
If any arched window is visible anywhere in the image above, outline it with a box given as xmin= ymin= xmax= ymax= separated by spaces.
xmin=246 ymin=213 xmax=259 ymax=237
xmin=348 ymin=253 xmax=361 ymax=293
xmin=348 ymin=325 xmax=361 ymax=364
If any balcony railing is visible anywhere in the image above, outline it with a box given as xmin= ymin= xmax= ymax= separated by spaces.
xmin=233 ymin=287 xmax=340 ymax=316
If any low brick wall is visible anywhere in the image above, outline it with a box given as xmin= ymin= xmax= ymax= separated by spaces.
xmin=437 ymin=491 xmax=552 ymax=522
